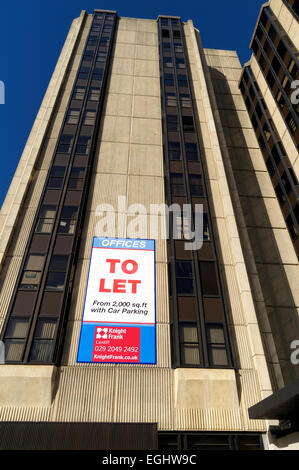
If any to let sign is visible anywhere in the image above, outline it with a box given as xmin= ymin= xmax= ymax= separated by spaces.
xmin=77 ymin=237 xmax=156 ymax=364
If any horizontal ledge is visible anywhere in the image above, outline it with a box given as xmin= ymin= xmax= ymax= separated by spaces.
xmin=249 ymin=379 xmax=299 ymax=420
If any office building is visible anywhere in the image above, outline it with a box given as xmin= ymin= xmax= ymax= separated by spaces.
xmin=0 ymin=3 xmax=298 ymax=450
xmin=239 ymin=0 xmax=299 ymax=449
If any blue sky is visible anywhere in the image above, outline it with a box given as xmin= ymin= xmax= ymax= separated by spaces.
xmin=0 ymin=0 xmax=264 ymax=207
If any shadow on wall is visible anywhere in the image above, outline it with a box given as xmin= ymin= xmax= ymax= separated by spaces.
xmin=208 ymin=64 xmax=299 ymax=388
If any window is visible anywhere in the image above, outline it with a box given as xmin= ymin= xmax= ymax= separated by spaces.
xmin=174 ymin=213 xmax=193 ymax=240
xmin=275 ymin=183 xmax=286 ymax=206
xmin=20 ymin=270 xmax=42 ymax=291
xmin=91 ymin=26 xmax=101 ymax=33
xmin=277 ymin=40 xmax=287 ymax=62
xmin=258 ymin=53 xmax=267 ymax=71
xmin=277 ymin=141 xmax=286 ymax=157
xmin=271 ymin=55 xmax=281 ymax=75
xmin=288 ymin=167 xmax=298 ymax=187
xmin=68 ymin=167 xmax=85 ymax=190
xmin=88 ymin=87 xmax=101 ymax=101
xmin=167 ymin=114 xmax=178 ymax=131
xmin=76 ymin=136 xmax=91 ymax=154
xmin=36 ymin=205 xmax=56 ymax=233
xmin=207 ymin=325 xmax=228 ymax=366
xmin=78 ymin=66 xmax=90 ymax=79
xmin=263 ymin=123 xmax=271 ymax=141
xmin=190 ymin=175 xmax=203 ymax=196
xmin=166 ymin=93 xmax=176 ymax=107
xmin=176 ymin=261 xmax=194 ymax=294
xmin=162 ymin=29 xmax=170 ymax=38
xmin=286 ymin=112 xmax=297 ymax=135
xmin=93 ymin=67 xmax=104 ymax=81
xmin=176 ymin=58 xmax=185 ymax=69
xmin=174 ymin=43 xmax=183 ymax=53
xmin=70 ymin=167 xmax=85 ymax=178
xmin=58 ymin=206 xmax=78 ymax=234
xmin=66 ymin=109 xmax=80 ymax=125
xmin=252 ymin=38 xmax=259 ymax=56
xmin=239 ymin=80 xmax=245 ymax=96
xmin=271 ymin=146 xmax=281 ymax=165
xmin=179 ymin=323 xmax=200 ymax=365
xmin=45 ymin=255 xmax=68 ymax=291
xmin=173 ymin=30 xmax=181 ymax=39
xmin=88 ymin=35 xmax=97 ymax=45
xmin=168 ymin=142 xmax=181 ymax=160
xmin=185 ymin=143 xmax=198 ymax=161
xmin=245 ymin=97 xmax=251 ymax=112
xmin=83 ymin=110 xmax=96 ymax=126
xmin=4 ymin=316 xmax=30 ymax=361
xmin=281 ymin=172 xmax=292 ymax=194
xmin=199 ymin=262 xmax=219 ymax=295
xmin=162 ymin=41 xmax=171 ymax=51
xmin=164 ymin=73 xmax=174 ymax=86
xmin=203 ymin=213 xmax=211 ymax=241
xmin=255 ymin=25 xmax=263 ymax=41
xmin=266 ymin=158 xmax=275 ymax=177
xmin=266 ymin=70 xmax=275 ymax=89
xmin=6 ymin=318 xmax=29 ymax=341
xmin=96 ymin=52 xmax=107 ymax=62
xmin=187 ymin=434 xmax=230 ymax=450
xmin=294 ymin=204 xmax=299 ymax=224
xmin=57 ymin=135 xmax=73 ymax=153
xmin=73 ymin=86 xmax=85 ymax=100
xmin=163 ymin=56 xmax=173 ymax=68
xmin=100 ymin=37 xmax=109 ymax=47
xmin=255 ymin=102 xmax=262 ymax=119
xmin=20 ymin=255 xmax=45 ymax=290
xmin=158 ymin=432 xmax=263 ymax=450
xmin=171 ymin=172 xmax=185 ymax=196
xmin=268 ymin=25 xmax=277 ymax=43
xmin=47 ymin=177 xmax=63 ymax=190
xmin=258 ymin=134 xmax=266 ymax=151
xmin=83 ymin=50 xmax=94 ymax=62
xmin=29 ymin=318 xmax=58 ymax=362
xmin=286 ymin=213 xmax=298 ymax=240
xmin=248 ymin=85 xmax=255 ymax=101
xmin=180 ymin=94 xmax=191 ymax=107
xmin=178 ymin=74 xmax=188 ymax=88
xmin=263 ymin=39 xmax=271 ymax=56
xmin=251 ymin=114 xmax=258 ymax=131
xmin=48 ymin=166 xmax=65 ymax=189
xmin=290 ymin=62 xmax=298 ymax=81
xmin=182 ymin=116 xmax=194 ymax=132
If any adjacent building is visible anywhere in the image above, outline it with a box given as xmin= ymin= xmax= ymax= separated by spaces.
xmin=0 ymin=2 xmax=298 ymax=450
xmin=239 ymin=0 xmax=299 ymax=449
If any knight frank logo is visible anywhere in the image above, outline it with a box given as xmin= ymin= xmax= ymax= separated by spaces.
xmin=96 ymin=327 xmax=108 ymax=339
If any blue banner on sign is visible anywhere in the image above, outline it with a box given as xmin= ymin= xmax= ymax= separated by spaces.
xmin=77 ymin=323 xmax=156 ymax=364
xmin=92 ymin=237 xmax=155 ymax=251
